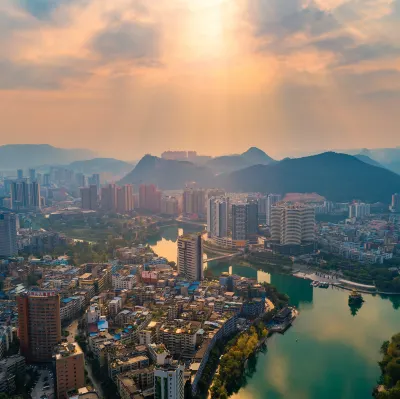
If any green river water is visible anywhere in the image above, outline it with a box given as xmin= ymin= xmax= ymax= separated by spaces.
xmin=148 ymin=226 xmax=400 ymax=399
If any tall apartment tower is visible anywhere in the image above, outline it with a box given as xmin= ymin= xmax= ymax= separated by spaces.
xmin=348 ymin=202 xmax=371 ymax=219
xmin=117 ymin=184 xmax=134 ymax=214
xmin=391 ymin=193 xmax=400 ymax=212
xmin=154 ymin=363 xmax=185 ymax=399
xmin=54 ymin=342 xmax=85 ymax=399
xmin=177 ymin=233 xmax=203 ymax=281
xmin=29 ymin=181 xmax=41 ymax=210
xmin=28 ymin=169 xmax=36 ymax=182
xmin=271 ymin=203 xmax=315 ymax=246
xmin=100 ymin=184 xmax=118 ymax=212
xmin=257 ymin=196 xmax=268 ymax=224
xmin=232 ymin=203 xmax=248 ymax=241
xmin=207 ymin=197 xmax=228 ymax=238
xmin=80 ymin=185 xmax=98 ymax=210
xmin=17 ymin=291 xmax=61 ymax=362
xmin=43 ymin=174 xmax=51 ymax=187
xmin=246 ymin=199 xmax=259 ymax=243
xmin=139 ymin=184 xmax=161 ymax=213
xmin=0 ymin=212 xmax=17 ymax=257
xmin=182 ymin=188 xmax=206 ymax=217
xmin=10 ymin=180 xmax=29 ymax=210
xmin=266 ymin=194 xmax=282 ymax=226
xmin=17 ymin=169 xmax=23 ymax=180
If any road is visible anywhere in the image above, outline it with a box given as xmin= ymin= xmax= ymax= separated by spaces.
xmin=65 ymin=320 xmax=105 ymax=398
xmin=31 ymin=369 xmax=54 ymax=399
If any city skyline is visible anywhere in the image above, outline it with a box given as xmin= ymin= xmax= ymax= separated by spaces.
xmin=1 ymin=0 xmax=400 ymax=159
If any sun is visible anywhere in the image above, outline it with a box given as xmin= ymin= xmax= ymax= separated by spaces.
xmin=182 ymin=0 xmax=232 ymax=59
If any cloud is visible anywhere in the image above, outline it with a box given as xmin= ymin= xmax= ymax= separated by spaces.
xmin=16 ymin=0 xmax=82 ymax=20
xmin=248 ymin=0 xmax=339 ymax=40
xmin=90 ymin=20 xmax=160 ymax=64
xmin=0 ymin=58 xmax=90 ymax=90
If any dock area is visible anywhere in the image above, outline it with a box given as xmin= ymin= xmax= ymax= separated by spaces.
xmin=268 ymin=307 xmax=298 ymax=333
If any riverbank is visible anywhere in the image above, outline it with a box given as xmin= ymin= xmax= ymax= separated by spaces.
xmin=293 ymin=271 xmax=400 ymax=295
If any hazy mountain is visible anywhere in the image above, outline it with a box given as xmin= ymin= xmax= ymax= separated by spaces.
xmin=206 ymin=147 xmax=274 ymax=174
xmin=0 ymin=144 xmax=95 ymax=170
xmin=218 ymin=152 xmax=400 ymax=203
xmin=242 ymin=147 xmax=274 ymax=164
xmin=68 ymin=158 xmax=134 ymax=177
xmin=354 ymin=154 xmax=385 ymax=169
xmin=206 ymin=155 xmax=251 ymax=174
xmin=119 ymin=155 xmax=214 ymax=189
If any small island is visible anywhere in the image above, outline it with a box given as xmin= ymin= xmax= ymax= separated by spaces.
xmin=374 ymin=333 xmax=400 ymax=398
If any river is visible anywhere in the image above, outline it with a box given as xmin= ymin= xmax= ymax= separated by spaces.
xmin=150 ymin=226 xmax=400 ymax=399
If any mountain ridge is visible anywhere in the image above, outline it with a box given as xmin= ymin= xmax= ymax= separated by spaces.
xmin=217 ymin=152 xmax=400 ymax=203
xmin=0 ymin=144 xmax=95 ymax=170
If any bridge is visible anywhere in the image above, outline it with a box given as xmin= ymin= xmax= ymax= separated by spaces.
xmin=203 ymin=252 xmax=242 ymax=263
xmin=175 ymin=216 xmax=207 ymax=228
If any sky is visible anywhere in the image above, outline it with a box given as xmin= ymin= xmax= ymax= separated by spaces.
xmin=1 ymin=0 xmax=400 ymax=160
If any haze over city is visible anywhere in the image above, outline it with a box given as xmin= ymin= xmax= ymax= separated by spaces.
xmin=2 ymin=0 xmax=400 ymax=159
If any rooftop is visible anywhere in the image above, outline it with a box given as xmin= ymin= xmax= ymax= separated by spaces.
xmin=55 ymin=342 xmax=82 ymax=359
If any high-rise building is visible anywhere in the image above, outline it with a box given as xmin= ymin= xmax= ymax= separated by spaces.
xmin=88 ymin=174 xmax=100 ymax=191
xmin=257 ymin=196 xmax=268 ymax=224
xmin=207 ymin=188 xmax=225 ymax=199
xmin=81 ymin=185 xmax=98 ymax=210
xmin=161 ymin=151 xmax=188 ymax=161
xmin=139 ymin=184 xmax=162 ymax=213
xmin=28 ymin=169 xmax=36 ymax=182
xmin=266 ymin=194 xmax=282 ymax=226
xmin=0 ymin=212 xmax=17 ymax=257
xmin=246 ymin=199 xmax=259 ymax=243
xmin=29 ymin=181 xmax=41 ymax=210
xmin=100 ymin=184 xmax=118 ymax=212
xmin=207 ymin=197 xmax=228 ymax=238
xmin=391 ymin=194 xmax=400 ymax=212
xmin=117 ymin=185 xmax=134 ymax=214
xmin=10 ymin=180 xmax=29 ymax=210
xmin=232 ymin=204 xmax=247 ymax=241
xmin=271 ymin=203 xmax=315 ymax=246
xmin=177 ymin=233 xmax=203 ymax=281
xmin=161 ymin=196 xmax=179 ymax=215
xmin=348 ymin=202 xmax=370 ymax=219
xmin=154 ymin=362 xmax=185 ymax=399
xmin=17 ymin=291 xmax=61 ymax=362
xmin=182 ymin=188 xmax=206 ymax=217
xmin=54 ymin=342 xmax=85 ymax=399
xmin=17 ymin=170 xmax=23 ymax=180
xmin=36 ymin=173 xmax=42 ymax=185
xmin=75 ymin=173 xmax=86 ymax=187
xmin=43 ymin=174 xmax=50 ymax=187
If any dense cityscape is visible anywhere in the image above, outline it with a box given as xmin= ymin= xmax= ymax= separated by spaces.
xmin=0 ymin=148 xmax=398 ymax=399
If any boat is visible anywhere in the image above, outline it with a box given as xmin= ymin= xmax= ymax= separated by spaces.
xmin=348 ymin=290 xmax=364 ymax=305
xmin=319 ymin=282 xmax=329 ymax=288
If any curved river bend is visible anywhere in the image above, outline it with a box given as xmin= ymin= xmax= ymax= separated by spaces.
xmin=149 ymin=226 xmax=400 ymax=399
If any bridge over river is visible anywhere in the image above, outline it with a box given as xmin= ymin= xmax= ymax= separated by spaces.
xmin=203 ymin=252 xmax=242 ymax=263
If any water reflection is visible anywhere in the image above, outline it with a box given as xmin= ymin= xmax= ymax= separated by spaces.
xmin=150 ymin=228 xmax=400 ymax=399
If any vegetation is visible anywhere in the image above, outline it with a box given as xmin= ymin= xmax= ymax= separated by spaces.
xmin=317 ymin=253 xmax=400 ymax=293
xmin=262 ymin=282 xmax=290 ymax=308
xmin=220 ymin=152 xmax=400 ymax=203
xmin=374 ymin=333 xmax=400 ymax=398
xmin=210 ymin=323 xmax=268 ymax=399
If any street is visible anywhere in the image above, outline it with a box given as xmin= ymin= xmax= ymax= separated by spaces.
xmin=30 ymin=369 xmax=54 ymax=399
xmin=65 ymin=320 xmax=105 ymax=398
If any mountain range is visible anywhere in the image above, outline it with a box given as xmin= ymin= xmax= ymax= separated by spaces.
xmin=119 ymin=150 xmax=400 ymax=203
xmin=0 ymin=144 xmax=95 ymax=170
xmin=343 ymin=147 xmax=400 ymax=174
xmin=67 ymin=158 xmax=134 ymax=177
xmin=118 ymin=155 xmax=215 ymax=189
xmin=205 ymin=147 xmax=274 ymax=174
xmin=218 ymin=152 xmax=400 ymax=203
